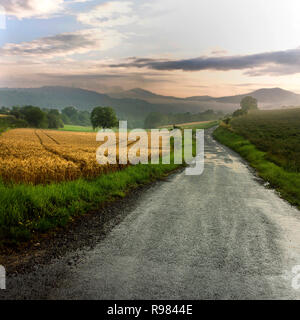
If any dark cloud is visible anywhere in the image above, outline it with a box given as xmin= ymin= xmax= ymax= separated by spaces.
xmin=110 ymin=48 xmax=300 ymax=76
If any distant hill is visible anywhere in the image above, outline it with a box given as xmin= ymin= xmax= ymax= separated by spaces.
xmin=185 ymin=95 xmax=215 ymax=102
xmin=0 ymin=86 xmax=165 ymax=127
xmin=213 ymin=88 xmax=300 ymax=106
xmin=110 ymin=87 xmax=182 ymax=99
xmin=1 ymin=86 xmax=297 ymax=127
xmin=109 ymin=87 xmax=185 ymax=104
xmin=110 ymin=87 xmax=300 ymax=109
xmin=0 ymin=86 xmax=234 ymax=127
xmin=109 ymin=88 xmax=238 ymax=113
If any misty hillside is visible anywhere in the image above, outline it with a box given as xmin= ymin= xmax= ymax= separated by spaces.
xmin=0 ymin=86 xmax=170 ymax=127
xmin=0 ymin=86 xmax=235 ymax=127
xmin=111 ymin=87 xmax=300 ymax=109
xmin=0 ymin=86 xmax=297 ymax=127
xmin=185 ymin=95 xmax=215 ymax=102
xmin=108 ymin=88 xmax=239 ymax=112
xmin=109 ymin=88 xmax=183 ymax=101
xmin=109 ymin=87 xmax=186 ymax=104
xmin=214 ymin=88 xmax=300 ymax=106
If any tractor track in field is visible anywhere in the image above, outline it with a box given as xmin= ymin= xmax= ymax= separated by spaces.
xmin=41 ymin=130 xmax=60 ymax=145
xmin=34 ymin=130 xmax=87 ymax=169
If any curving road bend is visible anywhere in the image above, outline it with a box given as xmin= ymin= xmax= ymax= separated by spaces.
xmin=4 ymin=128 xmax=300 ymax=299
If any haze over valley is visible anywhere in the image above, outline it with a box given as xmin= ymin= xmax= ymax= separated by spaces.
xmin=1 ymin=86 xmax=299 ymax=127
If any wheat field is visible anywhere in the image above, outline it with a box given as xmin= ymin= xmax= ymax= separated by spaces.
xmin=0 ymin=129 xmax=128 ymax=184
xmin=0 ymin=128 xmax=164 ymax=184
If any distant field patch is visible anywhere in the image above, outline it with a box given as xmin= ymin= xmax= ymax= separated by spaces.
xmin=159 ymin=120 xmax=218 ymax=129
xmin=59 ymin=125 xmax=94 ymax=132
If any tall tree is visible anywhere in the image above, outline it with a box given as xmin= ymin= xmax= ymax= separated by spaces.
xmin=46 ymin=109 xmax=64 ymax=129
xmin=91 ymin=107 xmax=118 ymax=129
xmin=21 ymin=106 xmax=47 ymax=128
xmin=240 ymin=96 xmax=258 ymax=112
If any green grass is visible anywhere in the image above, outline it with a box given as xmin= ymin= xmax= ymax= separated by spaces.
xmin=180 ymin=120 xmax=219 ymax=130
xmin=59 ymin=125 xmax=94 ymax=132
xmin=161 ymin=120 xmax=219 ymax=130
xmin=229 ymin=109 xmax=300 ymax=172
xmin=213 ymin=125 xmax=300 ymax=209
xmin=0 ymin=160 xmax=181 ymax=245
xmin=59 ymin=121 xmax=218 ymax=133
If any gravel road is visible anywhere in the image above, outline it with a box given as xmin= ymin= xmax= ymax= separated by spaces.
xmin=2 ymin=128 xmax=300 ymax=299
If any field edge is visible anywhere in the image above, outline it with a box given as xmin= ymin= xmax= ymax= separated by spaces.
xmin=0 ymin=161 xmax=184 ymax=248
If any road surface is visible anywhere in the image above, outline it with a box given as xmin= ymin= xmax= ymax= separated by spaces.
xmin=3 ymin=128 xmax=300 ymax=299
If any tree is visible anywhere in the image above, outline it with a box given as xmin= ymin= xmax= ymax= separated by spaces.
xmin=232 ymin=96 xmax=258 ymax=118
xmin=21 ymin=106 xmax=47 ymax=128
xmin=0 ymin=107 xmax=10 ymax=115
xmin=91 ymin=107 xmax=118 ymax=129
xmin=46 ymin=109 xmax=64 ymax=129
xmin=61 ymin=106 xmax=79 ymax=124
xmin=10 ymin=106 xmax=23 ymax=119
xmin=232 ymin=109 xmax=247 ymax=117
xmin=240 ymin=96 xmax=258 ymax=112
xmin=78 ymin=110 xmax=91 ymax=126
xmin=61 ymin=106 xmax=78 ymax=118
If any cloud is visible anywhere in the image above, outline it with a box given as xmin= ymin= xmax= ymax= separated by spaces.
xmin=67 ymin=0 xmax=93 ymax=2
xmin=0 ymin=28 xmax=123 ymax=57
xmin=109 ymin=47 xmax=300 ymax=76
xmin=210 ymin=49 xmax=228 ymax=56
xmin=77 ymin=1 xmax=137 ymax=27
xmin=1 ymin=0 xmax=65 ymax=19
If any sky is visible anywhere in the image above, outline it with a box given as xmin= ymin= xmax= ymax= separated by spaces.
xmin=1 ymin=0 xmax=300 ymax=97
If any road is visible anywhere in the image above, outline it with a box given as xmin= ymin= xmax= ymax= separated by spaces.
xmin=3 ymin=128 xmax=300 ymax=299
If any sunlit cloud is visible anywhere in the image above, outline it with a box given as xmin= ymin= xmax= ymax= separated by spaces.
xmin=77 ymin=1 xmax=137 ymax=27
xmin=0 ymin=28 xmax=124 ymax=58
xmin=1 ymin=0 xmax=65 ymax=19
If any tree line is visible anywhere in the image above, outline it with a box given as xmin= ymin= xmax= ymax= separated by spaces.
xmin=0 ymin=105 xmax=119 ymax=130
xmin=0 ymin=106 xmax=64 ymax=129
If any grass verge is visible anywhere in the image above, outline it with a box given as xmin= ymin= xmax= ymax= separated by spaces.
xmin=0 ymin=161 xmax=181 ymax=246
xmin=213 ymin=125 xmax=300 ymax=209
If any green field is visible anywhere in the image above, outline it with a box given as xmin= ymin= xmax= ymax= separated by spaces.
xmin=213 ymin=109 xmax=300 ymax=208
xmin=59 ymin=125 xmax=94 ymax=132
xmin=60 ymin=121 xmax=219 ymax=132
xmin=179 ymin=120 xmax=219 ymax=130
xmin=229 ymin=109 xmax=300 ymax=172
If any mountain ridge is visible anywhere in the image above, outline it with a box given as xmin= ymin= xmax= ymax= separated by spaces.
xmin=111 ymin=87 xmax=300 ymax=105
xmin=1 ymin=86 xmax=299 ymax=127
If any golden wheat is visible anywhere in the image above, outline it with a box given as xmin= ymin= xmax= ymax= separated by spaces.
xmin=0 ymin=128 xmax=162 ymax=184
